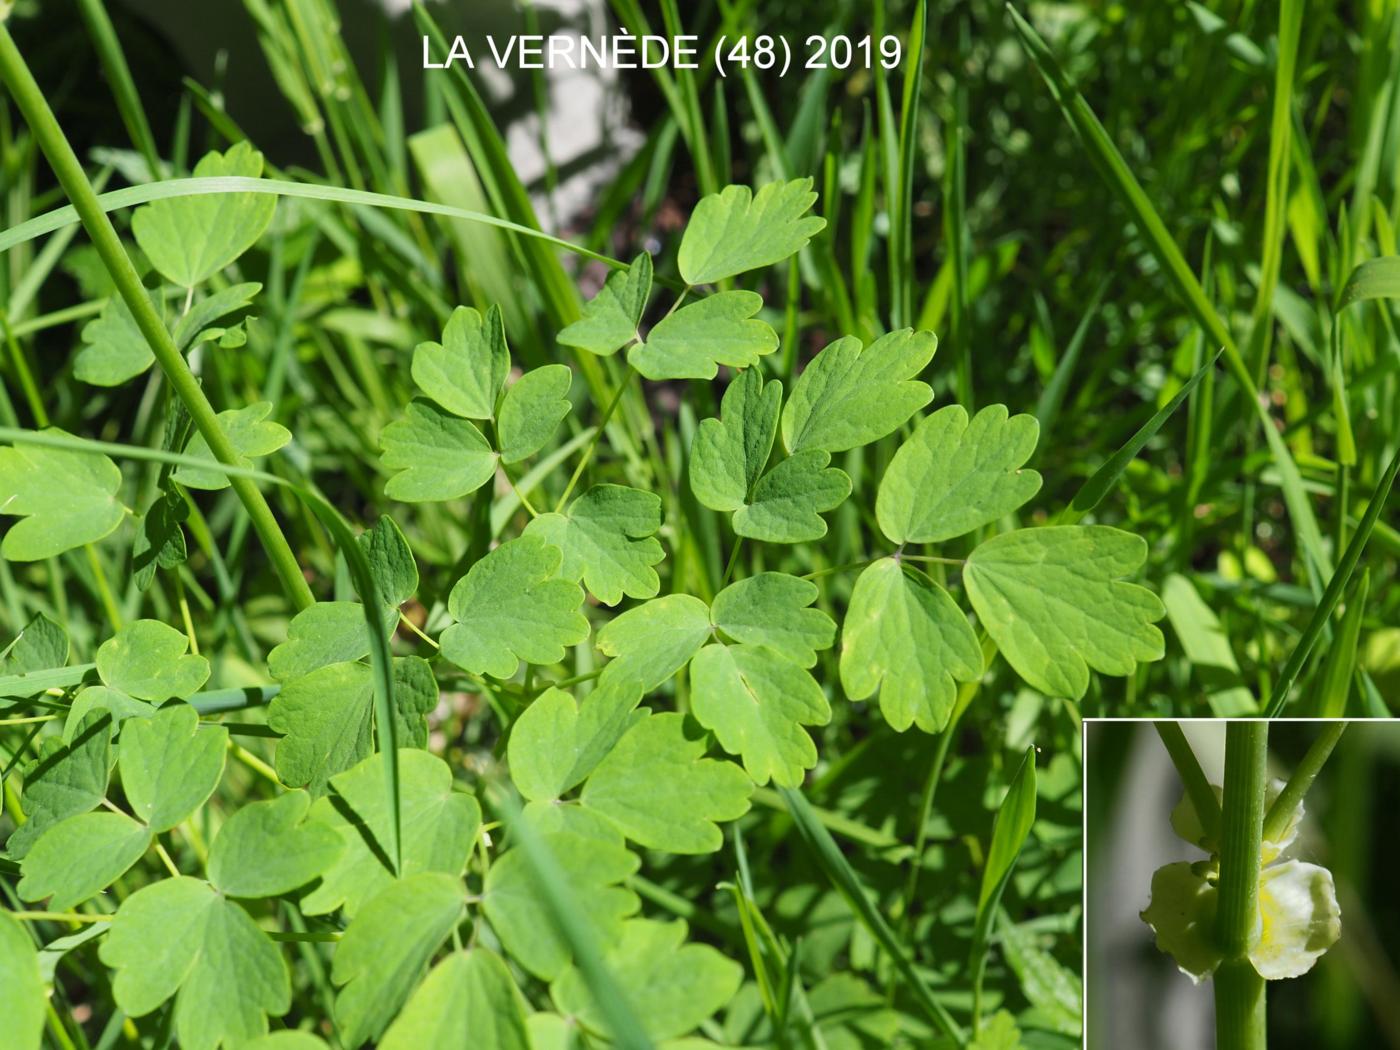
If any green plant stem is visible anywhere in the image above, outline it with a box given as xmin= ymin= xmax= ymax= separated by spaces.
xmin=1215 ymin=721 xmax=1268 ymax=1050
xmin=1263 ymin=721 xmax=1348 ymax=842
xmin=1155 ymin=721 xmax=1221 ymax=845
xmin=0 ymin=24 xmax=314 ymax=612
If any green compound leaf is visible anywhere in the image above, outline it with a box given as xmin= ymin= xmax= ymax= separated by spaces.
xmin=839 ymin=559 xmax=983 ymax=733
xmin=594 ymin=593 xmax=713 ymax=692
xmin=711 ymin=572 xmax=835 ymax=667
xmin=969 ymin=1010 xmax=1025 ymax=1050
xmin=97 ymin=619 xmax=210 ymax=701
xmin=380 ymin=949 xmax=530 ymax=1050
xmin=132 ymin=488 xmax=189 ymax=591
xmin=207 ymin=790 xmax=344 ymax=898
xmin=332 ymin=873 xmax=464 ymax=1048
xmin=0 ymin=911 xmax=45 ymax=1050
xmin=303 ymin=749 xmax=480 ymax=919
xmin=1000 ymin=918 xmax=1082 ymax=1038
xmin=689 ymin=643 xmax=831 ymax=788
xmin=964 ymin=526 xmax=1166 ymax=699
xmin=131 ymin=142 xmax=277 ymax=287
xmin=497 ymin=364 xmax=571 ymax=464
xmin=6 ymin=711 xmax=112 ymax=858
xmin=440 ymin=536 xmax=589 ymax=679
xmin=557 ymin=252 xmax=652 ymax=356
xmin=732 ymin=449 xmax=851 ymax=543
xmin=171 ymin=282 xmax=263 ymax=350
xmin=876 ymin=404 xmax=1042 ymax=544
xmin=506 ymin=682 xmax=646 ymax=803
xmin=581 ymin=711 xmax=753 ymax=853
xmin=411 ymin=304 xmax=510 ymax=420
xmin=18 ymin=811 xmax=152 ymax=910
xmin=552 ymin=918 xmax=744 ymax=1041
xmin=689 ymin=366 xmax=782 ymax=512
xmin=678 ymin=179 xmax=826 ymax=285
xmin=73 ymin=294 xmax=149 ymax=386
xmin=268 ymin=657 xmax=437 ymax=795
xmin=357 ymin=514 xmax=418 ymax=608
xmin=118 ymin=702 xmax=227 ymax=831
xmin=523 ymin=485 xmax=665 ymax=606
xmin=237 ymin=1035 xmax=329 ymax=1050
xmin=1 ymin=612 xmax=68 ymax=694
xmin=268 ymin=601 xmax=379 ymax=681
xmin=100 ymin=876 xmax=290 ymax=1050
xmin=483 ymin=805 xmax=639 ymax=981
xmin=629 ymin=291 xmax=778 ymax=380
xmin=781 ymin=330 xmax=936 ymax=454
xmin=0 ymin=429 xmax=125 ymax=561
xmin=381 ymin=399 xmax=498 ymax=502
xmin=172 ymin=402 xmax=291 ymax=491
xmin=65 ymin=686 xmax=153 ymax=735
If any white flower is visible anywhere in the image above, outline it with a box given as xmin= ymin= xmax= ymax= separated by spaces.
xmin=1141 ymin=783 xmax=1340 ymax=983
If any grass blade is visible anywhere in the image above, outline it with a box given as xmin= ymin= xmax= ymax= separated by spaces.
xmin=779 ymin=785 xmax=965 ymax=1045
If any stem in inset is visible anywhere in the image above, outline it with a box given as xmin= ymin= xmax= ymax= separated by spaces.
xmin=1214 ymin=721 xmax=1268 ymax=1050
xmin=0 ymin=24 xmax=314 ymax=612
xmin=1155 ymin=721 xmax=1221 ymax=846
xmin=1263 ymin=721 xmax=1347 ymax=842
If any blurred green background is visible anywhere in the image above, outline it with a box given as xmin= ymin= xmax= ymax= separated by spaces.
xmin=1087 ymin=720 xmax=1400 ymax=1050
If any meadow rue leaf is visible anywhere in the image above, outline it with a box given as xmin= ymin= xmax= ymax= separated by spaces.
xmin=238 ymin=1035 xmax=329 ymax=1050
xmin=0 ymin=430 xmax=125 ymax=561
xmin=523 ymin=485 xmax=665 ymax=605
xmin=172 ymin=401 xmax=291 ymax=490
xmin=118 ymin=702 xmax=227 ymax=831
xmin=876 ymin=404 xmax=1042 ymax=544
xmin=1252 ymin=860 xmax=1341 ymax=979
xmin=6 ymin=711 xmax=113 ymax=858
xmin=100 ymin=876 xmax=289 ymax=1050
xmin=208 ymin=790 xmax=344 ymax=898
xmin=1 ymin=612 xmax=68 ymax=695
xmin=131 ymin=142 xmax=277 ymax=287
xmin=497 ymin=364 xmax=571 ymax=463
xmin=483 ymin=805 xmax=640 ymax=980
xmin=65 ymin=686 xmax=153 ymax=734
xmin=839 ymin=558 xmax=983 ymax=733
xmin=132 ymin=488 xmax=189 ymax=590
xmin=678 ymin=179 xmax=826 ymax=285
xmin=411 ymin=304 xmax=510 ymax=420
xmin=628 ymin=291 xmax=778 ymax=380
xmin=357 ymin=515 xmax=419 ymax=609
xmin=332 ymin=873 xmax=465 ymax=1048
xmin=380 ymin=950 xmax=531 ymax=1050
xmin=506 ymin=680 xmax=647 ymax=804
xmin=381 ymin=399 xmax=498 ymax=502
xmin=968 ymin=1010 xmax=1025 ymax=1050
xmin=581 ymin=711 xmax=753 ymax=853
xmin=689 ymin=367 xmax=782 ymax=512
xmin=711 ymin=572 xmax=835 ymax=667
xmin=0 ymin=910 xmax=45 ymax=1050
xmin=594 ymin=593 xmax=712 ymax=691
xmin=18 ymin=811 xmax=152 ymax=910
xmin=170 ymin=282 xmax=263 ymax=350
xmin=557 ymin=252 xmax=652 ymax=356
xmin=551 ymin=918 xmax=744 ymax=1041
xmin=999 ymin=918 xmax=1082 ymax=1038
xmin=689 ymin=643 xmax=831 ymax=788
xmin=73 ymin=294 xmax=151 ymax=386
xmin=440 ymin=536 xmax=589 ymax=679
xmin=97 ymin=619 xmax=210 ymax=701
xmin=964 ymin=526 xmax=1166 ymax=699
xmin=302 ymin=749 xmax=480 ymax=919
xmin=732 ymin=449 xmax=851 ymax=543
xmin=1140 ymin=861 xmax=1222 ymax=983
xmin=269 ymin=658 xmax=436 ymax=795
xmin=268 ymin=601 xmax=376 ymax=681
xmin=781 ymin=330 xmax=936 ymax=454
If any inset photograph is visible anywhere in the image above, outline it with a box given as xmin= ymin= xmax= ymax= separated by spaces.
xmin=1087 ymin=719 xmax=1400 ymax=1050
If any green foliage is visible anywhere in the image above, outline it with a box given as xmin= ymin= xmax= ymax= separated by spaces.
xmin=0 ymin=431 xmax=125 ymax=560
xmin=0 ymin=911 xmax=45 ymax=1050
xmin=411 ymin=304 xmax=510 ymax=420
xmin=558 ymin=253 xmax=652 ymax=356
xmin=172 ymin=401 xmax=290 ymax=490
xmin=96 ymin=619 xmax=210 ymax=701
xmin=380 ymin=950 xmax=530 ymax=1050
xmin=630 ymin=291 xmax=778 ymax=379
xmin=678 ymin=178 xmax=826 ymax=285
xmin=117 ymin=702 xmax=226 ymax=830
xmin=524 ymin=485 xmax=665 ymax=605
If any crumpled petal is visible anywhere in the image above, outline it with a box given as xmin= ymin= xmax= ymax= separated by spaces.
xmin=1141 ymin=862 xmax=1223 ymax=983
xmin=1249 ymin=860 xmax=1341 ymax=980
xmin=1171 ymin=785 xmax=1224 ymax=853
xmin=1169 ymin=779 xmax=1302 ymax=863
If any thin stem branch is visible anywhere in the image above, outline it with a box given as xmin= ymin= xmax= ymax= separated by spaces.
xmin=1263 ymin=721 xmax=1347 ymax=843
xmin=0 ymin=24 xmax=314 ymax=612
xmin=1155 ymin=721 xmax=1221 ymax=846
